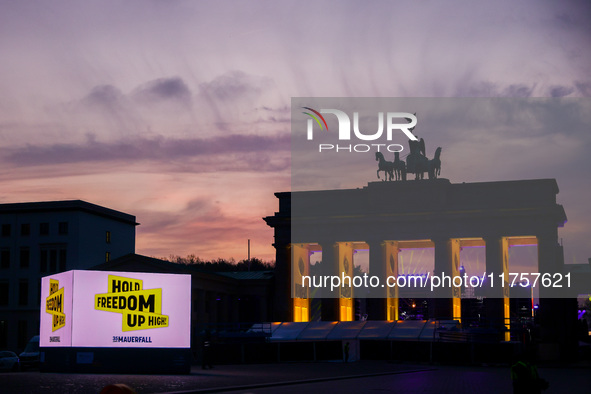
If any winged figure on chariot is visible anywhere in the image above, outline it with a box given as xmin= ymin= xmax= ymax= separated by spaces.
xmin=375 ymin=113 xmax=442 ymax=181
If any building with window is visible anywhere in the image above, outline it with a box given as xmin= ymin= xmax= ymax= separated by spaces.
xmin=0 ymin=200 xmax=137 ymax=351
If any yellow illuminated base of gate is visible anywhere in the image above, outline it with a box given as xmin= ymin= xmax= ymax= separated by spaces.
xmin=504 ymin=297 xmax=510 ymax=342
xmin=340 ymin=298 xmax=353 ymax=321
xmin=387 ymin=298 xmax=399 ymax=321
xmin=294 ymin=298 xmax=309 ymax=322
xmin=453 ymin=297 xmax=461 ymax=323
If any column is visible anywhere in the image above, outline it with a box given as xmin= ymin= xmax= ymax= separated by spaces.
xmin=432 ymin=238 xmax=461 ymax=320
xmin=319 ymin=240 xmax=339 ymax=321
xmin=367 ymin=239 xmax=387 ymax=321
xmin=292 ymin=243 xmax=311 ymax=322
xmin=384 ymin=241 xmax=399 ymax=321
xmin=484 ymin=236 xmax=510 ymax=340
xmin=337 ymin=242 xmax=354 ymax=321
xmin=537 ymin=230 xmax=571 ymax=359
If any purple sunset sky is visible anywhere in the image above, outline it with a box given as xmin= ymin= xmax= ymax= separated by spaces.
xmin=0 ymin=1 xmax=589 ymax=263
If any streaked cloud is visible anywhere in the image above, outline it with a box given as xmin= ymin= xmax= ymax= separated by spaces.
xmin=4 ymin=134 xmax=290 ymax=167
xmin=132 ymin=77 xmax=192 ymax=108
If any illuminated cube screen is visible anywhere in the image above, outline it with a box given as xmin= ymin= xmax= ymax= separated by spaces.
xmin=40 ymin=270 xmax=191 ymax=348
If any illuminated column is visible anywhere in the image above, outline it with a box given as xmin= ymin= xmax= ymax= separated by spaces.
xmin=485 ymin=236 xmax=510 ymax=341
xmin=384 ymin=241 xmax=399 ymax=321
xmin=319 ymin=240 xmax=339 ymax=321
xmin=337 ymin=242 xmax=354 ymax=321
xmin=367 ymin=239 xmax=387 ymax=321
xmin=433 ymin=238 xmax=461 ymax=320
xmin=292 ymin=243 xmax=311 ymax=322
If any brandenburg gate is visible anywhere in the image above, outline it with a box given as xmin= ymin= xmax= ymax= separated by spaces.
xmin=264 ymin=178 xmax=570 ymax=346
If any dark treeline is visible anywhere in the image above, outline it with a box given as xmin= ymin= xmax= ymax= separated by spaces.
xmin=166 ymin=255 xmax=275 ymax=271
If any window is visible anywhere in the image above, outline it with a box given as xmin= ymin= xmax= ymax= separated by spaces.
xmin=20 ymin=224 xmax=30 ymax=236
xmin=0 ymin=249 xmax=9 ymax=269
xmin=39 ymin=223 xmax=49 ymax=236
xmin=19 ymin=248 xmax=29 ymax=268
xmin=106 ymin=252 xmax=111 ymax=262
xmin=106 ymin=231 xmax=111 ymax=244
xmin=18 ymin=280 xmax=28 ymax=306
xmin=40 ymin=250 xmax=48 ymax=273
xmin=40 ymin=246 xmax=66 ymax=273
xmin=1 ymin=224 xmax=10 ymax=237
xmin=0 ymin=282 xmax=8 ymax=306
xmin=58 ymin=222 xmax=68 ymax=235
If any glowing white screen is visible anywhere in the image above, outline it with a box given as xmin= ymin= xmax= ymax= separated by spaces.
xmin=40 ymin=271 xmax=74 ymax=347
xmin=40 ymin=270 xmax=191 ymax=348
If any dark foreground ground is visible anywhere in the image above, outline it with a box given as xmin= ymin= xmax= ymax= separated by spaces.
xmin=2 ymin=361 xmax=590 ymax=393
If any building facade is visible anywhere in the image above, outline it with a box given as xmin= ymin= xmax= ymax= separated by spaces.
xmin=0 ymin=200 xmax=137 ymax=351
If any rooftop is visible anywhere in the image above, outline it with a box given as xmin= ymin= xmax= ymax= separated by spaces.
xmin=0 ymin=199 xmax=138 ymax=225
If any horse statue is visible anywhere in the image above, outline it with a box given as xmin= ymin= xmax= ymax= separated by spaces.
xmin=375 ymin=152 xmax=394 ymax=181
xmin=428 ymin=147 xmax=442 ymax=179
xmin=406 ymin=137 xmax=430 ymax=180
xmin=393 ymin=151 xmax=406 ymax=181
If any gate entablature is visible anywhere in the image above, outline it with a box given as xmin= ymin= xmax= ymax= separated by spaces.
xmin=287 ymin=179 xmax=565 ymax=245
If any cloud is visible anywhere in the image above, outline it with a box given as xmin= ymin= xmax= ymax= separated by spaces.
xmin=71 ymin=84 xmax=143 ymax=136
xmin=199 ymin=70 xmax=272 ymax=101
xmin=575 ymin=82 xmax=591 ymax=97
xmin=136 ymin=205 xmax=273 ymax=260
xmin=131 ymin=76 xmax=192 ymax=105
xmin=454 ymin=81 xmax=585 ymax=99
xmin=3 ymin=133 xmax=290 ymax=168
xmin=501 ymin=84 xmax=535 ymax=98
xmin=253 ymin=105 xmax=291 ymax=123
xmin=549 ymin=85 xmax=575 ymax=97
xmin=82 ymin=85 xmax=126 ymax=107
xmin=195 ymin=70 xmax=278 ymax=132
xmin=132 ymin=183 xmax=286 ymax=261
